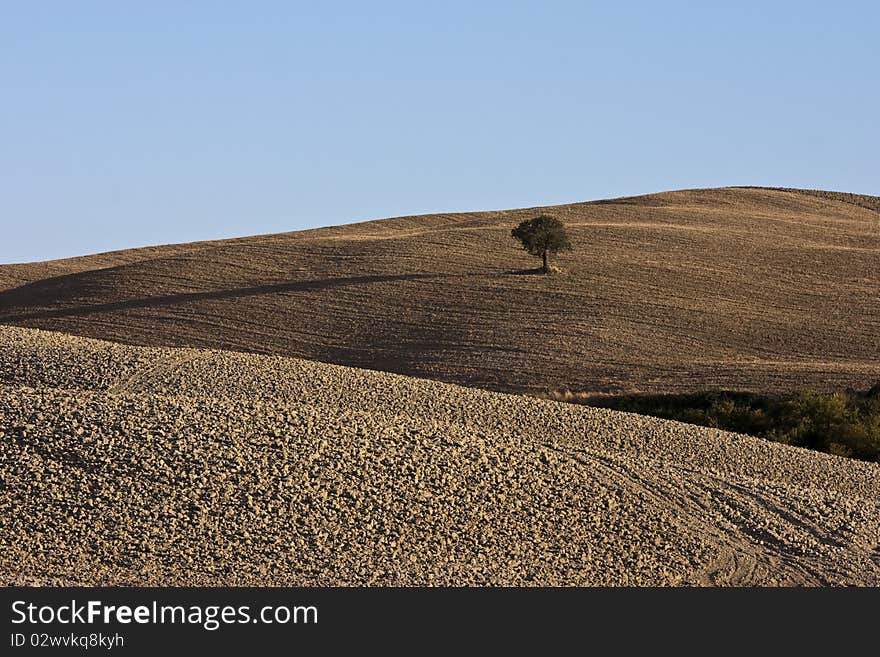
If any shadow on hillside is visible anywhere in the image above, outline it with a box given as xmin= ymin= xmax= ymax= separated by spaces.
xmin=506 ymin=267 xmax=546 ymax=276
xmin=0 ymin=273 xmax=450 ymax=320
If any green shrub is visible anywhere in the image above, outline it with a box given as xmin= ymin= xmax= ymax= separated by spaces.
xmin=546 ymin=385 xmax=880 ymax=463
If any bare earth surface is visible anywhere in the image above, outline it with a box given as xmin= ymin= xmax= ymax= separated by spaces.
xmin=1 ymin=187 xmax=877 ymax=396
xmin=2 ymin=326 xmax=878 ymax=586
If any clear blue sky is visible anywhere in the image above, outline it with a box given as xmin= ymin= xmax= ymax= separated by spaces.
xmin=2 ymin=1 xmax=877 ymax=263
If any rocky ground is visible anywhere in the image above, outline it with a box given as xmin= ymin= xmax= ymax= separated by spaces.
xmin=1 ymin=326 xmax=878 ymax=586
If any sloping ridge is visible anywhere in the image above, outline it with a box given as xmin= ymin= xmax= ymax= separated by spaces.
xmin=2 ymin=326 xmax=878 ymax=585
xmin=742 ymin=187 xmax=880 ymax=215
xmin=1 ymin=186 xmax=878 ymax=395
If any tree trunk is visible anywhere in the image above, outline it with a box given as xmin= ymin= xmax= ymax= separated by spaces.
xmin=542 ymin=250 xmax=548 ymax=273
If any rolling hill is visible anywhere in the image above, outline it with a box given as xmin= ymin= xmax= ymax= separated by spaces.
xmin=1 ymin=186 xmax=877 ymax=396
xmin=2 ymin=326 xmax=878 ymax=586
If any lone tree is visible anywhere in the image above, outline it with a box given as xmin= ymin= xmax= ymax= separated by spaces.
xmin=511 ymin=214 xmax=572 ymax=273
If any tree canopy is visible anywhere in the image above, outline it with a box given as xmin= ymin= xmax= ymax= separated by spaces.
xmin=510 ymin=214 xmax=572 ymax=272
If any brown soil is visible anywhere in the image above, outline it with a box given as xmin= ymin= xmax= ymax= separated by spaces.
xmin=2 ymin=326 xmax=878 ymax=586
xmin=1 ymin=186 xmax=877 ymax=396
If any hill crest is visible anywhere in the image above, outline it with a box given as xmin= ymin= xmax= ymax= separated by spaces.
xmin=1 ymin=186 xmax=877 ymax=395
